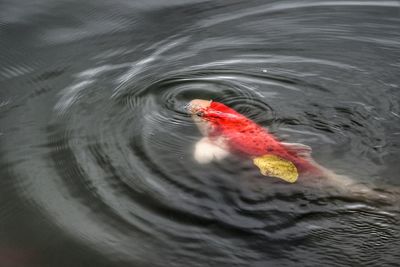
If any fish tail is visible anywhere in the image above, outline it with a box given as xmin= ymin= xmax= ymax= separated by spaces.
xmin=311 ymin=161 xmax=396 ymax=204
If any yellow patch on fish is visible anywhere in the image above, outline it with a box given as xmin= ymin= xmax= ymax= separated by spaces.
xmin=253 ymin=155 xmax=298 ymax=183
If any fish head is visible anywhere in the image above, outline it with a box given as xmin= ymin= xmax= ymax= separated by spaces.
xmin=186 ymin=99 xmax=211 ymax=115
xmin=186 ymin=99 xmax=213 ymax=136
xmin=187 ymin=99 xmax=242 ymax=135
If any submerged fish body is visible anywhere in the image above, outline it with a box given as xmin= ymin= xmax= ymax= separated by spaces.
xmin=187 ymin=99 xmax=396 ymax=204
xmin=187 ymin=99 xmax=322 ymax=182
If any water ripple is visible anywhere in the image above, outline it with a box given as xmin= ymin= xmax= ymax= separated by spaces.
xmin=1 ymin=1 xmax=400 ymax=266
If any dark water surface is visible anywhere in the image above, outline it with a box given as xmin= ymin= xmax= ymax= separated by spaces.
xmin=1 ymin=1 xmax=400 ymax=266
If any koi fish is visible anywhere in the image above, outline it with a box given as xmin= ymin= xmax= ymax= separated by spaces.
xmin=186 ymin=99 xmax=395 ymax=203
xmin=186 ymin=99 xmax=325 ymax=182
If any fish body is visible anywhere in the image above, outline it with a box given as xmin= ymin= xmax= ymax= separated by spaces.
xmin=188 ymin=99 xmax=322 ymax=182
xmin=187 ymin=99 xmax=395 ymax=203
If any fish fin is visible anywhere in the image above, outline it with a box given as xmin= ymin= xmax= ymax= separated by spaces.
xmin=194 ymin=137 xmax=229 ymax=164
xmin=253 ymin=155 xmax=298 ymax=183
xmin=281 ymin=142 xmax=312 ymax=158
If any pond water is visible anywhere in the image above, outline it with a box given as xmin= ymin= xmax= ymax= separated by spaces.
xmin=1 ymin=1 xmax=400 ymax=266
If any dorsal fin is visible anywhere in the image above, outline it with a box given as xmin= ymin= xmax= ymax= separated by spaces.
xmin=281 ymin=142 xmax=312 ymax=158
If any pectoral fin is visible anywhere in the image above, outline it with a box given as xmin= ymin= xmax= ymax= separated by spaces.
xmin=253 ymin=155 xmax=298 ymax=183
xmin=194 ymin=137 xmax=229 ymax=164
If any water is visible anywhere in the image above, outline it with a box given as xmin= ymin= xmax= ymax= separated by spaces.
xmin=1 ymin=1 xmax=400 ymax=266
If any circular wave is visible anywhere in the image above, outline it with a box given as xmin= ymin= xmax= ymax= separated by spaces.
xmin=37 ymin=36 xmax=397 ymax=264
xmin=1 ymin=1 xmax=399 ymax=266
